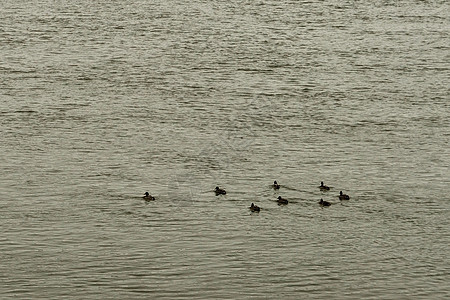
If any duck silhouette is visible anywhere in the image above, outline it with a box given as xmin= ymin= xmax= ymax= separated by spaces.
xmin=215 ymin=186 xmax=226 ymax=195
xmin=143 ymin=192 xmax=155 ymax=201
xmin=249 ymin=203 xmax=261 ymax=212
xmin=339 ymin=191 xmax=350 ymax=200
xmin=319 ymin=199 xmax=331 ymax=207
xmin=273 ymin=181 xmax=280 ymax=190
xmin=277 ymin=196 xmax=288 ymax=205
xmin=319 ymin=181 xmax=330 ymax=191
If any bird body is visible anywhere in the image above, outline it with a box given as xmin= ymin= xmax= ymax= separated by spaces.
xmin=273 ymin=181 xmax=280 ymax=190
xmin=249 ymin=203 xmax=261 ymax=212
xmin=319 ymin=181 xmax=330 ymax=191
xmin=319 ymin=199 xmax=331 ymax=207
xmin=143 ymin=192 xmax=155 ymax=201
xmin=215 ymin=186 xmax=227 ymax=195
xmin=277 ymin=196 xmax=288 ymax=205
xmin=339 ymin=191 xmax=350 ymax=200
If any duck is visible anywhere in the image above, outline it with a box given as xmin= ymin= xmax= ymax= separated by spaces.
xmin=319 ymin=181 xmax=330 ymax=191
xmin=319 ymin=199 xmax=331 ymax=207
xmin=272 ymin=180 xmax=281 ymax=190
xmin=215 ymin=186 xmax=226 ymax=195
xmin=143 ymin=192 xmax=155 ymax=201
xmin=249 ymin=203 xmax=260 ymax=212
xmin=277 ymin=196 xmax=288 ymax=205
xmin=339 ymin=191 xmax=350 ymax=200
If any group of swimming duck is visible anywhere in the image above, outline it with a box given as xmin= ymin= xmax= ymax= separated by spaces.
xmin=245 ymin=181 xmax=350 ymax=212
xmin=143 ymin=181 xmax=351 ymax=213
xmin=214 ymin=185 xmax=288 ymax=212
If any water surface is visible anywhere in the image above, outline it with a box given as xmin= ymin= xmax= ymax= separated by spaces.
xmin=1 ymin=0 xmax=449 ymax=299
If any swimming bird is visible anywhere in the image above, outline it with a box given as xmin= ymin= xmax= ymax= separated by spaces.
xmin=339 ymin=191 xmax=350 ymax=200
xmin=215 ymin=186 xmax=226 ymax=195
xmin=319 ymin=181 xmax=330 ymax=191
xmin=249 ymin=203 xmax=260 ymax=212
xmin=273 ymin=181 xmax=280 ymax=190
xmin=143 ymin=192 xmax=155 ymax=201
xmin=277 ymin=196 xmax=288 ymax=205
xmin=319 ymin=199 xmax=331 ymax=207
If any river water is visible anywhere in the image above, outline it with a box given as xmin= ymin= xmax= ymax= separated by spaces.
xmin=1 ymin=0 xmax=449 ymax=299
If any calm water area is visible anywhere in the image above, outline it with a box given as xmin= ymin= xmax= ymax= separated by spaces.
xmin=1 ymin=0 xmax=449 ymax=299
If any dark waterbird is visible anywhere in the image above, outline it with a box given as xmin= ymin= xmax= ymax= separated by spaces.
xmin=215 ymin=186 xmax=227 ymax=195
xmin=272 ymin=180 xmax=280 ymax=190
xmin=319 ymin=199 xmax=331 ymax=207
xmin=249 ymin=203 xmax=260 ymax=212
xmin=277 ymin=196 xmax=288 ymax=205
xmin=143 ymin=192 xmax=155 ymax=201
xmin=319 ymin=181 xmax=330 ymax=191
xmin=339 ymin=191 xmax=350 ymax=200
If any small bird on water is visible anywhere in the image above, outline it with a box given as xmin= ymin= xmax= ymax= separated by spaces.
xmin=319 ymin=181 xmax=330 ymax=191
xmin=215 ymin=186 xmax=227 ymax=195
xmin=273 ymin=181 xmax=280 ymax=190
xmin=277 ymin=196 xmax=288 ymax=205
xmin=339 ymin=191 xmax=350 ymax=200
xmin=319 ymin=199 xmax=331 ymax=207
xmin=249 ymin=203 xmax=261 ymax=212
xmin=143 ymin=192 xmax=155 ymax=201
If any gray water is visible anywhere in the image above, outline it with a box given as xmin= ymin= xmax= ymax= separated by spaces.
xmin=1 ymin=0 xmax=449 ymax=299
